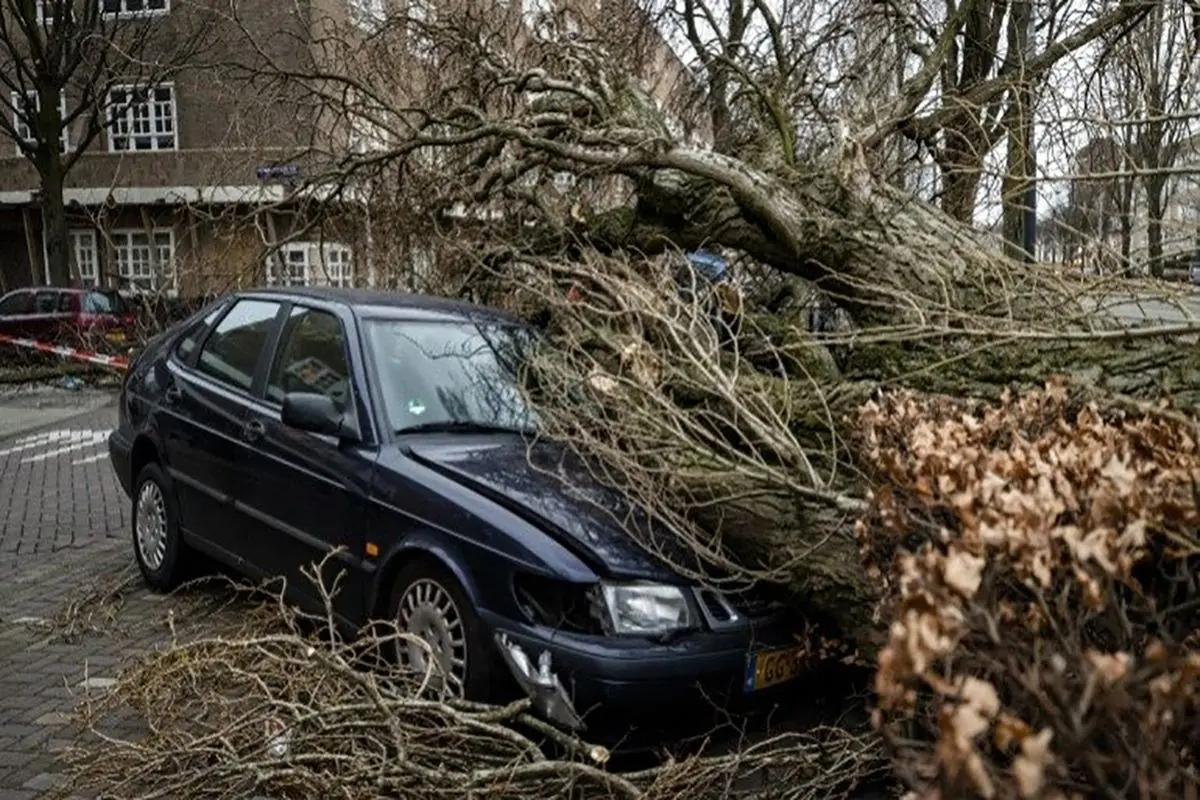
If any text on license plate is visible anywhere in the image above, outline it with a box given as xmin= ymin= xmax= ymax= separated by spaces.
xmin=105 ymin=331 xmax=126 ymax=342
xmin=743 ymin=645 xmax=806 ymax=692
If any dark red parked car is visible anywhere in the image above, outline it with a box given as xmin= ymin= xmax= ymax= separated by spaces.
xmin=0 ymin=286 xmax=137 ymax=351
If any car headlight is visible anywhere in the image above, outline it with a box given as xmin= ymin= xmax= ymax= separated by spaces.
xmin=590 ymin=582 xmax=694 ymax=635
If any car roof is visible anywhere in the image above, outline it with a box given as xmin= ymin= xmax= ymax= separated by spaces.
xmin=241 ymin=286 xmax=527 ymax=325
xmin=5 ymin=287 xmax=104 ymax=296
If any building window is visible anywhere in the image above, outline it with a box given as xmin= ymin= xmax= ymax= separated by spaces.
xmin=349 ymin=0 xmax=386 ymax=31
xmin=11 ymin=90 xmax=69 ymax=154
xmin=35 ymin=0 xmax=70 ymax=24
xmin=267 ymin=243 xmax=354 ymax=288
xmin=100 ymin=0 xmax=169 ymax=17
xmin=112 ymin=228 xmax=174 ymax=293
xmin=70 ymin=230 xmax=98 ymax=287
xmin=106 ymin=84 xmax=176 ymax=152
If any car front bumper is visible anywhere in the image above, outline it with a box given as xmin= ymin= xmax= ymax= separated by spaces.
xmin=482 ymin=610 xmax=809 ymax=746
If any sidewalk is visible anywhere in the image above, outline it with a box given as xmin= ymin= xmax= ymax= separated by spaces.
xmin=0 ymin=392 xmax=141 ymax=797
xmin=0 ymin=383 xmax=116 ymax=444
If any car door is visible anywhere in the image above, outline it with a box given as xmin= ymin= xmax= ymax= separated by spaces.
xmin=34 ymin=289 xmax=72 ymax=343
xmin=156 ymin=297 xmax=287 ymax=569
xmin=234 ymin=302 xmax=376 ymax=619
xmin=0 ymin=289 xmax=36 ymax=337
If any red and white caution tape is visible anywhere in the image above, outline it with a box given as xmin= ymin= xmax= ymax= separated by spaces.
xmin=0 ymin=334 xmax=130 ymax=371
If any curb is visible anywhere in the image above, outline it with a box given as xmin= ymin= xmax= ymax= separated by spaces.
xmin=0 ymin=394 xmax=118 ymax=446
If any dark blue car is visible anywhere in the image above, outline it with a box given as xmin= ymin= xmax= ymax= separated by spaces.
xmin=107 ymin=287 xmax=807 ymax=746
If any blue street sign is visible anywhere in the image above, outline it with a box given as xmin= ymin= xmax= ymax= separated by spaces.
xmin=256 ymin=164 xmax=301 ymax=181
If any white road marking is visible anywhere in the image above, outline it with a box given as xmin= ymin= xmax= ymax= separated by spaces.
xmin=0 ymin=430 xmax=79 ymax=456
xmin=0 ymin=428 xmax=110 ymax=466
xmin=21 ymin=435 xmax=108 ymax=463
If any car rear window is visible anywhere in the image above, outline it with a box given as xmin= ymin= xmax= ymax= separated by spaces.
xmin=82 ymin=291 xmax=129 ymax=314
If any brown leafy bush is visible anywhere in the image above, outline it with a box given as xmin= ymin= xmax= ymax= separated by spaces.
xmin=856 ymin=379 xmax=1200 ymax=799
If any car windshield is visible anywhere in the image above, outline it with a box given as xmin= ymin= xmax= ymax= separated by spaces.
xmin=83 ymin=291 xmax=128 ymax=314
xmin=365 ymin=318 xmax=542 ymax=434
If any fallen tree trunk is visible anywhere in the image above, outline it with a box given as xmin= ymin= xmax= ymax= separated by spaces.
xmin=501 ymin=244 xmax=1200 ymax=653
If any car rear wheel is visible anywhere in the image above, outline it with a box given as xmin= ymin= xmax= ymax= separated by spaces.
xmin=132 ymin=462 xmax=190 ymax=592
xmin=387 ymin=560 xmax=496 ymax=701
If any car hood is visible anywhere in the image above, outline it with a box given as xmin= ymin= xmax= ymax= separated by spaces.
xmin=405 ymin=436 xmax=692 ymax=581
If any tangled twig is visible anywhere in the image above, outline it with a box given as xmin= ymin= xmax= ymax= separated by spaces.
xmin=57 ymin=561 xmax=889 ymax=800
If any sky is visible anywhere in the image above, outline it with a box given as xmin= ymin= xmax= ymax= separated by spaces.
xmin=641 ymin=0 xmax=1200 ymax=231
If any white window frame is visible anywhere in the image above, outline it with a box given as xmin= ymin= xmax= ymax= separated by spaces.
xmin=106 ymin=83 xmax=178 ymax=152
xmin=111 ymin=227 xmax=176 ymax=294
xmin=348 ymin=0 xmax=386 ymax=32
xmin=11 ymin=90 xmax=70 ymax=154
xmin=99 ymin=0 xmax=170 ymax=18
xmin=266 ymin=243 xmax=354 ymax=288
xmin=35 ymin=0 xmax=70 ymax=25
xmin=70 ymin=229 xmax=99 ymax=287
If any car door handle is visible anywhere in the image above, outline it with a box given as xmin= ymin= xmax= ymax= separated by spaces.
xmin=242 ymin=419 xmax=266 ymax=442
xmin=163 ymin=385 xmax=182 ymax=404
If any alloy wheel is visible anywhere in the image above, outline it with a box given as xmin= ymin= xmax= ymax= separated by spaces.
xmin=135 ymin=480 xmax=168 ymax=571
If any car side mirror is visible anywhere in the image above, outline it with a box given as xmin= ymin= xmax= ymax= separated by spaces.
xmin=281 ymin=392 xmax=355 ymax=440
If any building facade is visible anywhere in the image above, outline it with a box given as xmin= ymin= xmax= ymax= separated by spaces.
xmin=0 ymin=0 xmax=699 ymax=297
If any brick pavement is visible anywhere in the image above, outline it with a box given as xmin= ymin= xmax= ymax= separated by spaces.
xmin=0 ymin=402 xmax=127 ymax=577
xmin=0 ymin=391 xmax=247 ymax=799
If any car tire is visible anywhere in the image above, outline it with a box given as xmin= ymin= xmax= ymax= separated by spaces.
xmin=387 ymin=558 xmax=497 ymax=702
xmin=131 ymin=462 xmax=190 ymax=592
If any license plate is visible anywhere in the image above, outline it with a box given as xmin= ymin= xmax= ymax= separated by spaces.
xmin=105 ymin=331 xmax=126 ymax=343
xmin=743 ymin=645 xmax=806 ymax=692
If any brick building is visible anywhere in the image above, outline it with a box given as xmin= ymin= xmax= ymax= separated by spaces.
xmin=0 ymin=0 xmax=698 ymax=297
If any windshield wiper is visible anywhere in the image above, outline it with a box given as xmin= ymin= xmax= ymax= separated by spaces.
xmin=395 ymin=420 xmax=534 ymax=436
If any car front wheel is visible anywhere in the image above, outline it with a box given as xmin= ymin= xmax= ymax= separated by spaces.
xmin=387 ymin=559 xmax=496 ymax=701
xmin=132 ymin=462 xmax=189 ymax=591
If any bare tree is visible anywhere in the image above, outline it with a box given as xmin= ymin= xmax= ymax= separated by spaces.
xmin=200 ymin=0 xmax=1200 ymax=638
xmin=1098 ymin=0 xmax=1200 ymax=276
xmin=0 ymin=0 xmax=215 ymax=285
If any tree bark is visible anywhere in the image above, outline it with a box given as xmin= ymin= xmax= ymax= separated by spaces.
xmin=36 ymin=134 xmax=71 ymax=287
xmin=1146 ymin=174 xmax=1166 ymax=278
xmin=575 ymin=153 xmax=1082 ymax=331
xmin=41 ymin=175 xmax=70 ymax=287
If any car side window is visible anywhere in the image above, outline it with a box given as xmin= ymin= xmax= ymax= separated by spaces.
xmin=0 ymin=291 xmax=33 ymax=315
xmin=175 ymin=304 xmax=228 ymax=364
xmin=265 ymin=306 xmax=351 ymax=408
xmin=195 ymin=300 xmax=281 ymax=393
xmin=34 ymin=291 xmax=58 ymax=313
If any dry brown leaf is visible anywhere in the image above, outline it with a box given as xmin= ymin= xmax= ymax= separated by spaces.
xmin=942 ymin=548 xmax=986 ymax=599
xmin=1013 ymin=728 xmax=1054 ymax=798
